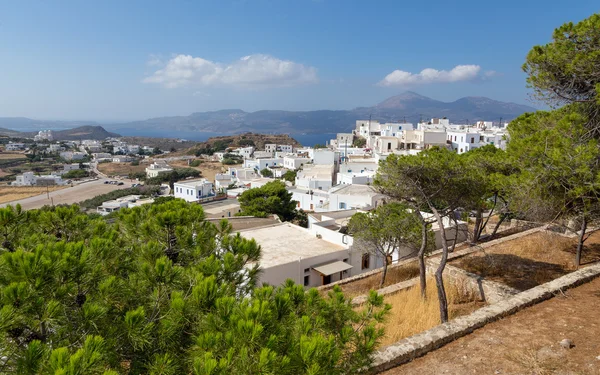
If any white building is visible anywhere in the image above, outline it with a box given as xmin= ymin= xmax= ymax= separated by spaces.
xmin=96 ymin=195 xmax=153 ymax=215
xmin=290 ymin=187 xmax=330 ymax=211
xmin=13 ymin=172 xmax=65 ymax=186
xmin=145 ymin=161 xmax=173 ymax=178
xmin=13 ymin=172 xmax=37 ymax=186
xmin=228 ymin=167 xmax=258 ymax=180
xmin=173 ymin=179 xmax=215 ymax=202
xmin=92 ymin=153 xmax=113 ymax=161
xmin=399 ymin=129 xmax=447 ymax=150
xmin=230 ymin=146 xmax=254 ymax=159
xmin=33 ymin=130 xmax=54 ymax=142
xmin=5 ymin=143 xmax=26 ymax=151
xmin=264 ymin=144 xmax=293 ymax=155
xmin=446 ymin=130 xmax=483 ymax=154
xmin=238 ymin=222 xmax=375 ymax=287
xmin=313 ymin=150 xmax=340 ymax=168
xmin=215 ymin=173 xmax=236 ymax=190
xmin=283 ymin=155 xmax=310 ymax=170
xmin=328 ymin=184 xmax=386 ymax=211
xmin=295 ymin=164 xmax=334 ymax=191
xmin=112 ymin=156 xmax=134 ymax=163
xmin=243 ymin=157 xmax=282 ymax=171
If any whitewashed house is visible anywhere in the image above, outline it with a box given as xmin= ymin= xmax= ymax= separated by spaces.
xmin=5 ymin=143 xmax=26 ymax=151
xmin=328 ymin=184 xmax=386 ymax=211
xmin=145 ymin=161 xmax=173 ymax=178
xmin=173 ymin=179 xmax=215 ymax=202
xmin=238 ymin=222 xmax=374 ymax=288
xmin=283 ymin=155 xmax=310 ymax=170
xmin=295 ymin=164 xmax=334 ymax=191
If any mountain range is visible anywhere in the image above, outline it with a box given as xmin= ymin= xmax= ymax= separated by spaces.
xmin=0 ymin=92 xmax=537 ymax=136
xmin=0 ymin=126 xmax=119 ymax=140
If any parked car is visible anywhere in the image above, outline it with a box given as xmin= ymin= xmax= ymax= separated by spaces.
xmin=117 ymin=182 xmax=124 ymax=186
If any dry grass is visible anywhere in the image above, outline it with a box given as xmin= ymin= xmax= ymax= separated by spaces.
xmin=170 ymin=160 xmax=233 ymax=182
xmin=338 ymin=263 xmax=420 ymax=299
xmin=378 ymin=277 xmax=483 ymax=346
xmin=504 ymin=346 xmax=562 ymax=375
xmin=452 ymin=232 xmax=587 ymax=290
xmin=0 ymin=186 xmax=66 ymax=204
xmin=0 ymin=153 xmax=27 ymax=160
xmin=98 ymin=162 xmax=147 ymax=177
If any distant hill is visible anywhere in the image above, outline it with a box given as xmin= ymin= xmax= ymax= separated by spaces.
xmin=1 ymin=93 xmax=537 ymax=137
xmin=105 ymin=92 xmax=536 ymax=135
xmin=0 ymin=117 xmax=99 ymax=130
xmin=0 ymin=125 xmax=119 ymax=140
xmin=183 ymin=133 xmax=301 ymax=155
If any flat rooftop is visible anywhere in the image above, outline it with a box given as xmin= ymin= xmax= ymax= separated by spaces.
xmin=329 ymin=184 xmax=381 ymax=196
xmin=238 ymin=222 xmax=347 ymax=269
xmin=175 ymin=178 xmax=211 ymax=187
xmin=200 ymin=198 xmax=241 ymax=218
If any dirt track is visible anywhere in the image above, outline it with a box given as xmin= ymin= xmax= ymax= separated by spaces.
xmin=382 ymin=276 xmax=600 ymax=375
xmin=0 ymin=179 xmax=133 ymax=210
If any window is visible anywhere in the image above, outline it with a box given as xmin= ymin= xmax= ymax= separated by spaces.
xmin=304 ymin=275 xmax=310 ymax=286
xmin=310 ymin=204 xmax=313 ymax=210
xmin=470 ymin=137 xmax=474 ymax=143
xmin=339 ymin=202 xmax=346 ymax=209
xmin=361 ymin=254 xmax=370 ymax=270
xmin=297 ymin=202 xmax=300 ymax=208
xmin=304 ymin=268 xmax=310 ymax=273
xmin=343 ymin=258 xmax=348 ymax=263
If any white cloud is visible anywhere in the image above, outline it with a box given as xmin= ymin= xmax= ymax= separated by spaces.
xmin=378 ymin=65 xmax=486 ymax=87
xmin=143 ymin=54 xmax=318 ymax=88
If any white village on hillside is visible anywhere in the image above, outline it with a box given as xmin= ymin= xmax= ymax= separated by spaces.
xmin=5 ymin=117 xmax=507 ymax=288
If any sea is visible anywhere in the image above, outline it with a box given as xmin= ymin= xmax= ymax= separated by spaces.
xmin=11 ymin=125 xmax=337 ymax=147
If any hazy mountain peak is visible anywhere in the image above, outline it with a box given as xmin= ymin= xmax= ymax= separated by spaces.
xmin=376 ymin=91 xmax=437 ymax=109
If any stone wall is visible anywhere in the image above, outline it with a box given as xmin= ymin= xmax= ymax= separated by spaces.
xmin=369 ymin=263 xmax=600 ymax=373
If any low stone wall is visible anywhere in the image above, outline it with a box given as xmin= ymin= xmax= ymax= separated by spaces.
xmin=322 ymin=225 xmax=547 ymax=302
xmin=426 ymin=259 xmax=520 ymax=304
xmin=369 ymin=262 xmax=600 ymax=373
xmin=351 ymin=278 xmax=419 ymax=306
xmin=316 ymin=256 xmax=419 ymax=292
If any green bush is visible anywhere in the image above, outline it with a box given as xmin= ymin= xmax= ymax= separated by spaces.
xmin=63 ymin=169 xmax=90 ymax=179
xmin=78 ymin=185 xmax=161 ymax=209
xmin=260 ymin=168 xmax=274 ymax=177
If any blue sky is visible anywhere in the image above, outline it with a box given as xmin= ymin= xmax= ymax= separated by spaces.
xmin=0 ymin=0 xmax=598 ymax=121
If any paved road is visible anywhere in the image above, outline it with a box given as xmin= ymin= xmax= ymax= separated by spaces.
xmin=0 ymin=179 xmax=133 ymax=210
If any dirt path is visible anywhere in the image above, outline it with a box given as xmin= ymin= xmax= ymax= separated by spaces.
xmin=381 ymin=276 xmax=600 ymax=375
xmin=0 ymin=179 xmax=132 ymax=210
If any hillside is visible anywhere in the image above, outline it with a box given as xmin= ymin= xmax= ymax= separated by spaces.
xmin=183 ymin=133 xmax=301 ymax=155
xmin=104 ymin=92 xmax=536 ymax=135
xmin=0 ymin=125 xmax=119 ymax=140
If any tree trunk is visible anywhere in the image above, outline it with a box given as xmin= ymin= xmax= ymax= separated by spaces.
xmin=431 ymin=207 xmax=449 ymax=323
xmin=450 ymin=215 xmax=459 ymax=253
xmin=576 ymin=216 xmax=587 ymax=267
xmin=472 ymin=207 xmax=482 ymax=244
xmin=490 ymin=214 xmax=507 ymax=240
xmin=415 ymin=211 xmax=428 ymax=298
xmin=477 ymin=194 xmax=498 ymax=241
xmin=379 ymin=259 xmax=388 ymax=289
